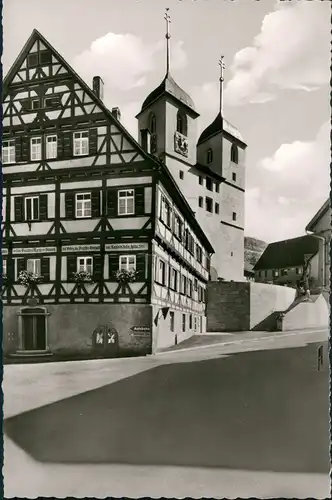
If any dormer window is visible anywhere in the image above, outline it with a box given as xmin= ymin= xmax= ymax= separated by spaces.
xmin=176 ymin=111 xmax=187 ymax=136
xmin=231 ymin=144 xmax=239 ymax=164
xmin=207 ymin=148 xmax=213 ymax=164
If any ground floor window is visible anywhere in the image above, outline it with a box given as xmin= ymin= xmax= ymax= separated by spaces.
xmin=189 ymin=313 xmax=192 ymax=329
xmin=182 ymin=313 xmax=186 ymax=332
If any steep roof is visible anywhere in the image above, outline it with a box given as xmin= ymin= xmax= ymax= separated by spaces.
xmin=139 ymin=72 xmax=199 ymax=117
xmin=253 ymin=235 xmax=319 ymax=271
xmin=305 ymin=199 xmax=330 ymax=232
xmin=197 ymin=113 xmax=246 ymax=146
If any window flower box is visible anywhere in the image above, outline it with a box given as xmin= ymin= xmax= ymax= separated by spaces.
xmin=18 ymin=270 xmax=44 ymax=287
xmin=72 ymin=271 xmax=94 ymax=283
xmin=115 ymin=269 xmax=139 ymax=283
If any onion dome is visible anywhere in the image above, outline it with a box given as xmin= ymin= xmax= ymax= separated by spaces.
xmin=197 ymin=113 xmax=245 ymax=145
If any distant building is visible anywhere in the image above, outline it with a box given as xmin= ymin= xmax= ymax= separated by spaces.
xmin=305 ymin=199 xmax=331 ymax=291
xmin=244 ymin=264 xmax=255 ymax=281
xmin=253 ymin=235 xmax=320 ymax=289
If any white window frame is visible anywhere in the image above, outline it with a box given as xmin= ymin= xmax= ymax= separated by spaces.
xmin=46 ymin=135 xmax=57 ymax=159
xmin=170 ymin=268 xmax=178 ymax=290
xmin=75 ymin=192 xmax=91 ymax=218
xmin=73 ymin=131 xmax=89 ymax=156
xmin=2 ymin=259 xmax=7 ymax=276
xmin=2 ymin=139 xmax=15 ymax=164
xmin=157 ymin=259 xmax=166 ymax=285
xmin=30 ymin=137 xmax=42 ymax=161
xmin=25 ymin=196 xmax=39 ymax=220
xmin=118 ymin=189 xmax=135 ymax=216
xmin=44 ymin=96 xmax=54 ymax=108
xmin=119 ymin=255 xmax=136 ymax=272
xmin=160 ymin=196 xmax=172 ymax=226
xmin=77 ymin=256 xmax=93 ymax=274
xmin=27 ymin=258 xmax=41 ymax=275
xmin=181 ymin=274 xmax=187 ymax=295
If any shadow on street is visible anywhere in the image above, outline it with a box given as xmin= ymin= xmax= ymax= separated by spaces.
xmin=4 ymin=342 xmax=330 ymax=473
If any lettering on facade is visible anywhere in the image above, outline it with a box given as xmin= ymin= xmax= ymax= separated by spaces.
xmin=130 ymin=325 xmax=151 ymax=337
xmin=62 ymin=244 xmax=100 ymax=252
xmin=105 ymin=243 xmax=149 ymax=252
xmin=12 ymin=247 xmax=57 ymax=255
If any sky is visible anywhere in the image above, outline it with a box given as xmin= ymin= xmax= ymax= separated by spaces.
xmin=3 ymin=0 xmax=330 ymax=243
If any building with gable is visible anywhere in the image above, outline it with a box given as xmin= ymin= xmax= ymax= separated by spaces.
xmin=1 ymin=29 xmax=215 ymax=358
xmin=305 ymin=198 xmax=331 ymax=291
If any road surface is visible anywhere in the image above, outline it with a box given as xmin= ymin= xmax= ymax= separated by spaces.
xmin=4 ymin=329 xmax=330 ymax=498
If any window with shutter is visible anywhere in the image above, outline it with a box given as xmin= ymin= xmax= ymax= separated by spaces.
xmin=135 ymin=187 xmax=145 ymax=216
xmin=67 ymin=255 xmax=77 ymax=281
xmin=89 ymin=128 xmax=98 ymax=155
xmin=15 ymin=137 xmax=22 ymax=162
xmin=73 ymin=131 xmax=89 ymax=156
xmin=46 ymin=135 xmax=57 ymax=159
xmin=108 ymin=254 xmax=118 ymax=280
xmin=107 ymin=189 xmax=117 ymax=217
xmin=63 ymin=131 xmax=73 ymax=159
xmin=16 ymin=258 xmax=25 ymax=280
xmin=41 ymin=257 xmax=50 ymax=281
xmin=2 ymin=140 xmax=15 ymax=164
xmin=27 ymin=259 xmax=41 ymax=274
xmin=136 ymin=254 xmax=145 ymax=280
xmin=21 ymin=137 xmax=30 ymax=162
xmin=91 ymin=190 xmax=101 ymax=218
xmin=39 ymin=194 xmax=48 ymax=220
xmin=65 ymin=192 xmax=75 ymax=218
xmin=14 ymin=196 xmax=24 ymax=222
xmin=25 ymin=196 xmax=39 ymax=220
xmin=93 ymin=255 xmax=102 ymax=281
xmin=118 ymin=190 xmax=135 ymax=216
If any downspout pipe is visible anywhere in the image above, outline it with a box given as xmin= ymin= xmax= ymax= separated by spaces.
xmin=305 ymin=230 xmax=326 ymax=289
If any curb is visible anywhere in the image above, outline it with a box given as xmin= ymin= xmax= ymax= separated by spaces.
xmin=153 ymin=328 xmax=328 ymax=356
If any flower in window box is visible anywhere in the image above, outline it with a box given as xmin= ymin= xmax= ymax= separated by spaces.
xmin=114 ymin=269 xmax=139 ymax=283
xmin=18 ymin=270 xmax=44 ymax=287
xmin=72 ymin=271 xmax=94 ymax=283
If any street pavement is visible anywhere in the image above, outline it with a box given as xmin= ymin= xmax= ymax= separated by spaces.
xmin=4 ymin=328 xmax=331 ymax=498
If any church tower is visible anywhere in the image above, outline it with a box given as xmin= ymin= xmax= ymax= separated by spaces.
xmin=136 ymin=9 xmax=199 ymax=178
xmin=196 ymin=56 xmax=247 ymax=281
xmin=137 ymin=11 xmax=247 ymax=282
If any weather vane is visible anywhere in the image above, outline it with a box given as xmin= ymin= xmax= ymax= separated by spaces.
xmin=218 ymin=54 xmax=225 ymax=115
xmin=165 ymin=8 xmax=171 ymax=74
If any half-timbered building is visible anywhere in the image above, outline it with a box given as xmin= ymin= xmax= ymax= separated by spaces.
xmin=2 ymin=30 xmax=214 ymax=358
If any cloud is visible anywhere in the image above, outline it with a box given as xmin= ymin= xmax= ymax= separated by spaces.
xmin=72 ymin=32 xmax=188 ymax=93
xmin=245 ymin=122 xmax=330 ymax=242
xmin=225 ymin=2 xmax=330 ymax=106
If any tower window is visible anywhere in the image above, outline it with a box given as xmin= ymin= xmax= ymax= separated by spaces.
xmin=215 ymin=202 xmax=219 ymax=214
xmin=232 ymin=212 xmax=237 ymax=221
xmin=205 ymin=197 xmax=213 ymax=213
xmin=199 ymin=176 xmax=203 ymax=185
xmin=232 ymin=172 xmax=237 ymax=182
xmin=207 ymin=148 xmax=213 ymax=164
xmin=206 ymin=177 xmax=213 ymax=191
xmin=231 ymin=144 xmax=239 ymax=164
xmin=198 ymin=196 xmax=203 ymax=208
xmin=149 ymin=113 xmax=156 ymax=134
xmin=179 ymin=170 xmax=184 ymax=180
xmin=215 ymin=183 xmax=220 ymax=193
xmin=176 ymin=111 xmax=187 ymax=136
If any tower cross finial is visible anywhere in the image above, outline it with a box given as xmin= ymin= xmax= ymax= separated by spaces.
xmin=165 ymin=8 xmax=171 ymax=75
xmin=218 ymin=54 xmax=225 ymax=115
